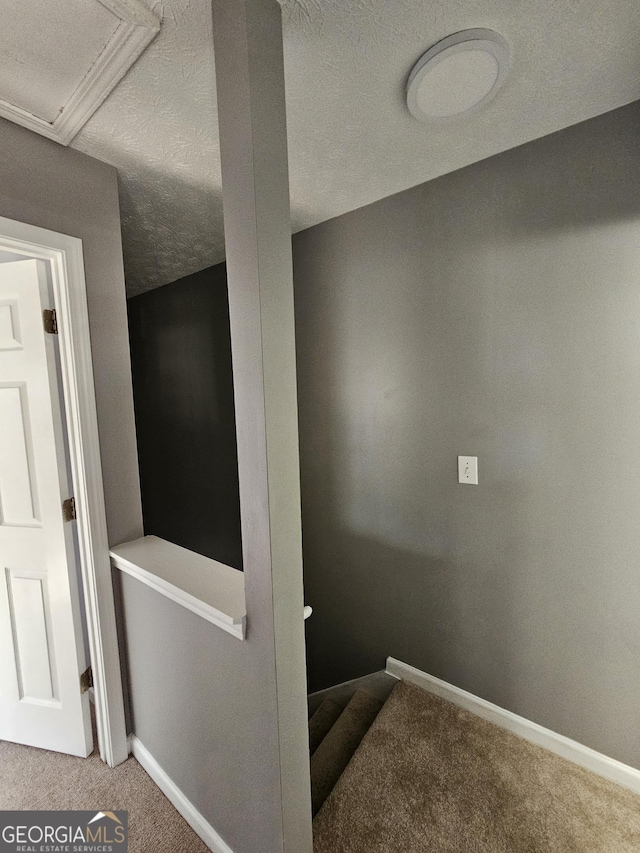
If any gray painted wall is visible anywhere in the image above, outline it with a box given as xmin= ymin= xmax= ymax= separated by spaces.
xmin=0 ymin=117 xmax=143 ymax=548
xmin=294 ymin=100 xmax=640 ymax=769
xmin=120 ymin=575 xmax=285 ymax=851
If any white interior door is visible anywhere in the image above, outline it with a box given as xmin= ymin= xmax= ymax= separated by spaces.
xmin=0 ymin=258 xmax=92 ymax=757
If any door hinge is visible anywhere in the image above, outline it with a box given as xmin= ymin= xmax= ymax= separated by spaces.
xmin=80 ymin=666 xmax=93 ymax=694
xmin=62 ymin=497 xmax=77 ymax=522
xmin=43 ymin=309 xmax=58 ymax=335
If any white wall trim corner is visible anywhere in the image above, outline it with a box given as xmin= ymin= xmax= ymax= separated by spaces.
xmin=386 ymin=657 xmax=640 ymax=796
xmin=128 ymin=735 xmax=235 ymax=853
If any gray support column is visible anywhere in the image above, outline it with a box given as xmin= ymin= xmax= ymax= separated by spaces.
xmin=211 ymin=2 xmax=313 ymax=851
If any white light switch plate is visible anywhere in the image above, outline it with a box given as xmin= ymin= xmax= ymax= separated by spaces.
xmin=458 ymin=456 xmax=478 ymax=485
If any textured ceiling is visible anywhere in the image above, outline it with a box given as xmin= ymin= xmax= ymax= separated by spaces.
xmin=69 ymin=0 xmax=640 ymax=296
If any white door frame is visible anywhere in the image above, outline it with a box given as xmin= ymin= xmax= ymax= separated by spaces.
xmin=0 ymin=215 xmax=128 ymax=767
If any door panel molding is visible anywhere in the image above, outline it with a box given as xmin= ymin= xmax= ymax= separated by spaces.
xmin=0 ymin=383 xmax=41 ymax=527
xmin=0 ymin=299 xmax=22 ymax=350
xmin=5 ymin=569 xmax=56 ymax=702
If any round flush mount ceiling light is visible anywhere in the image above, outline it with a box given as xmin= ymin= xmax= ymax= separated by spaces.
xmin=406 ymin=29 xmax=511 ymax=122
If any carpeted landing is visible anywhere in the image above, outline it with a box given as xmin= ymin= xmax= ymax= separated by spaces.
xmin=312 ymin=680 xmax=640 ymax=853
xmin=0 ymin=731 xmax=208 ymax=852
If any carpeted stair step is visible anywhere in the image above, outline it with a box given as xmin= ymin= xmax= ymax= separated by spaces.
xmin=313 ymin=680 xmax=640 ymax=852
xmin=310 ymin=690 xmax=382 ymax=816
xmin=308 ymin=698 xmax=343 ymax=755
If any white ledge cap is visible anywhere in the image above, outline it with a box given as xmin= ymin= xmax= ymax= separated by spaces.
xmin=110 ymin=535 xmax=246 ymax=640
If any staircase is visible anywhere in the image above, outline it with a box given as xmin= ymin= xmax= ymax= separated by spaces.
xmin=309 ymin=689 xmax=383 ymax=816
xmin=308 ymin=678 xmax=640 ymax=853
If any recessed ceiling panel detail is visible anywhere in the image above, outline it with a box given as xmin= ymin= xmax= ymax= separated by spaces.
xmin=0 ymin=0 xmax=160 ymax=146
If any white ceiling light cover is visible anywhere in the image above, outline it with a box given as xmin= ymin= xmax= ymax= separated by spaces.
xmin=407 ymin=29 xmax=511 ymax=121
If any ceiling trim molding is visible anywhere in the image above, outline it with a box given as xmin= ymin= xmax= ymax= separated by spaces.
xmin=0 ymin=0 xmax=160 ymax=147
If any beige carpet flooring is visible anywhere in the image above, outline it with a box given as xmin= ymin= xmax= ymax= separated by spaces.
xmin=313 ymin=680 xmax=640 ymax=853
xmin=0 ymin=727 xmax=208 ymax=853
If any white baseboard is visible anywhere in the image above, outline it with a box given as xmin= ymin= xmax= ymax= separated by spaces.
xmin=386 ymin=657 xmax=640 ymax=796
xmin=128 ymin=735 xmax=235 ymax=853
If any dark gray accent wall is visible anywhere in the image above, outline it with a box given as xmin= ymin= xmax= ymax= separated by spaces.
xmin=293 ymin=100 xmax=640 ymax=769
xmin=128 ymin=265 xmax=243 ymax=569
